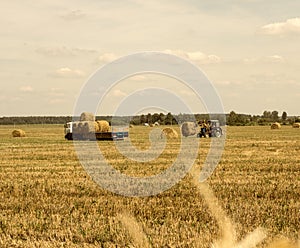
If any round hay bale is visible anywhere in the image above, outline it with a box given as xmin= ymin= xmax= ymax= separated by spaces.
xmin=161 ymin=127 xmax=178 ymax=139
xmin=73 ymin=122 xmax=85 ymax=134
xmin=181 ymin=122 xmax=198 ymax=137
xmin=97 ymin=120 xmax=110 ymax=132
xmin=94 ymin=121 xmax=100 ymax=132
xmin=292 ymin=123 xmax=300 ymax=128
xmin=82 ymin=121 xmax=97 ymax=133
xmin=271 ymin=122 xmax=281 ymax=129
xmin=72 ymin=122 xmax=81 ymax=134
xmin=150 ymin=124 xmax=154 ymax=127
xmin=12 ymin=129 xmax=26 ymax=137
xmin=129 ymin=124 xmax=134 ymax=128
xmin=80 ymin=112 xmax=95 ymax=122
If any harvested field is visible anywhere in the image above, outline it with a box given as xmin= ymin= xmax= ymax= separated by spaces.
xmin=0 ymin=124 xmax=299 ymax=247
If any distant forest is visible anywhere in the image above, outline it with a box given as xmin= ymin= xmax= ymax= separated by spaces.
xmin=0 ymin=110 xmax=299 ymax=126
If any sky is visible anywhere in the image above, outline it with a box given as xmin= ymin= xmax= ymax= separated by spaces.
xmin=0 ymin=0 xmax=300 ymax=116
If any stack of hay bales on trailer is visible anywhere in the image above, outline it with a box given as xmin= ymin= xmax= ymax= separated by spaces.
xmin=161 ymin=127 xmax=178 ymax=139
xmin=181 ymin=122 xmax=198 ymax=137
xmin=12 ymin=129 xmax=26 ymax=137
xmin=72 ymin=113 xmax=110 ymax=139
xmin=292 ymin=123 xmax=300 ymax=128
xmin=64 ymin=112 xmax=129 ymax=141
xmin=271 ymin=122 xmax=281 ymax=129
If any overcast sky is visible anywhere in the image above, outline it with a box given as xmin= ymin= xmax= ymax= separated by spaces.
xmin=0 ymin=0 xmax=299 ymax=116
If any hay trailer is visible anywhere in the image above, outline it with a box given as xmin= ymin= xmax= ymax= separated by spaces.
xmin=197 ymin=120 xmax=223 ymax=138
xmin=64 ymin=122 xmax=129 ymax=141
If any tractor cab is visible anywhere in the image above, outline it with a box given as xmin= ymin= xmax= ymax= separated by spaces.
xmin=209 ymin=120 xmax=220 ymax=128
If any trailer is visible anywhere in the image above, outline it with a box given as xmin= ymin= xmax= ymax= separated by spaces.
xmin=64 ymin=122 xmax=129 ymax=141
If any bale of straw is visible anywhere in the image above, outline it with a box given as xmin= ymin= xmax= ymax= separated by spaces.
xmin=271 ymin=122 xmax=281 ymax=129
xmin=161 ymin=127 xmax=178 ymax=139
xmin=129 ymin=124 xmax=134 ymax=128
xmin=96 ymin=120 xmax=110 ymax=132
xmin=150 ymin=124 xmax=154 ymax=127
xmin=72 ymin=122 xmax=78 ymax=132
xmin=79 ymin=112 xmax=95 ymax=122
xmin=292 ymin=123 xmax=300 ymax=128
xmin=78 ymin=121 xmax=84 ymax=133
xmin=12 ymin=129 xmax=26 ymax=137
xmin=73 ymin=121 xmax=84 ymax=134
xmin=81 ymin=121 xmax=97 ymax=133
xmin=181 ymin=122 xmax=198 ymax=137
xmin=94 ymin=121 xmax=100 ymax=132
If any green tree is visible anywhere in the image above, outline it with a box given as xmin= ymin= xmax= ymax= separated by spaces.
xmin=263 ymin=110 xmax=271 ymax=119
xmin=271 ymin=111 xmax=279 ymax=122
xmin=165 ymin=112 xmax=174 ymax=125
xmin=227 ymin=111 xmax=237 ymax=126
xmin=140 ymin=114 xmax=146 ymax=124
xmin=146 ymin=113 xmax=152 ymax=124
xmin=152 ymin=113 xmax=160 ymax=123
xmin=159 ymin=113 xmax=165 ymax=124
xmin=281 ymin=111 xmax=287 ymax=122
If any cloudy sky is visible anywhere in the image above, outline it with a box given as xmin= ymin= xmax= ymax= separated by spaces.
xmin=1 ymin=0 xmax=299 ymax=116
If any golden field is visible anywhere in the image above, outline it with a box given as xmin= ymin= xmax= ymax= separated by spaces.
xmin=0 ymin=124 xmax=299 ymax=247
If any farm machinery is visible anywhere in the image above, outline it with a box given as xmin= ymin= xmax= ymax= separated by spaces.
xmin=64 ymin=121 xmax=129 ymax=141
xmin=197 ymin=120 xmax=223 ymax=138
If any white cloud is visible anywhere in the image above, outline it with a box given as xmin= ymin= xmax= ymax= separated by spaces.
xmin=49 ymin=98 xmax=65 ymax=104
xmin=260 ymin=17 xmax=300 ymax=35
xmin=215 ymin=80 xmax=234 ymax=86
xmin=111 ymin=89 xmax=127 ymax=97
xmin=187 ymin=52 xmax=221 ymax=64
xmin=36 ymin=46 xmax=96 ymax=57
xmin=60 ymin=10 xmax=86 ymax=21
xmin=19 ymin=85 xmax=34 ymax=92
xmin=163 ymin=50 xmax=221 ymax=64
xmin=267 ymin=55 xmax=285 ymax=63
xmin=10 ymin=97 xmax=22 ymax=102
xmin=179 ymin=90 xmax=196 ymax=96
xmin=243 ymin=55 xmax=285 ymax=64
xmin=98 ymin=53 xmax=119 ymax=63
xmin=54 ymin=67 xmax=85 ymax=77
xmin=130 ymin=75 xmax=146 ymax=81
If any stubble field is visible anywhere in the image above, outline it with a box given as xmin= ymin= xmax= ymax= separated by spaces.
xmin=0 ymin=124 xmax=299 ymax=247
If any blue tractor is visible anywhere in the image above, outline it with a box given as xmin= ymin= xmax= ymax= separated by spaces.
xmin=197 ymin=120 xmax=223 ymax=138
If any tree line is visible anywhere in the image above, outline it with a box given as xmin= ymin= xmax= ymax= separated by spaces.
xmin=0 ymin=111 xmax=299 ymax=126
xmin=226 ymin=110 xmax=299 ymax=126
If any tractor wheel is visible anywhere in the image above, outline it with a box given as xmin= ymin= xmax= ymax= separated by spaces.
xmin=214 ymin=130 xmax=222 ymax=138
xmin=65 ymin=133 xmax=73 ymax=140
